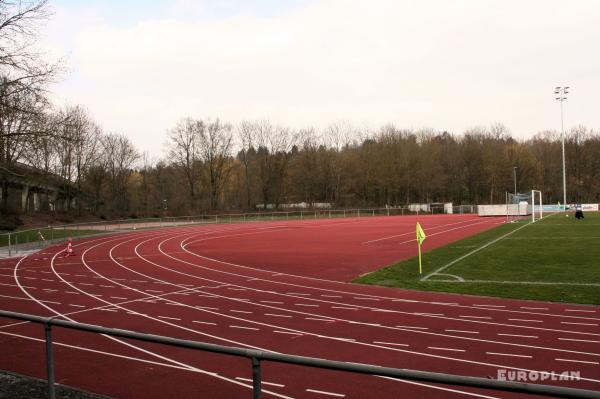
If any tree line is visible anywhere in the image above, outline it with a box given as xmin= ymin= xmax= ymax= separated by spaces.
xmin=2 ymin=1 xmax=599 ymax=222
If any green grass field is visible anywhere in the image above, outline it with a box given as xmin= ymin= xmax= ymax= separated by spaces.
xmin=354 ymin=212 xmax=600 ymax=305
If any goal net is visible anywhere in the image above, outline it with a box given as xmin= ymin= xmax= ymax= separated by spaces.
xmin=506 ymin=190 xmax=543 ymax=223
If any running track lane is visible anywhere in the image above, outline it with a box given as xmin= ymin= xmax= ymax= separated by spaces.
xmin=0 ymin=215 xmax=598 ymax=398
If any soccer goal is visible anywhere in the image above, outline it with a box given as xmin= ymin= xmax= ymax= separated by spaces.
xmin=506 ymin=190 xmax=543 ymax=223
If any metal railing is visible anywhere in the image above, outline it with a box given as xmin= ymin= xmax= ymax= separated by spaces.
xmin=0 ymin=205 xmax=478 ymax=256
xmin=0 ymin=310 xmax=598 ymax=399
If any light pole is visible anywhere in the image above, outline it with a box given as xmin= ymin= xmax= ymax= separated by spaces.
xmin=554 ymin=86 xmax=569 ymax=211
xmin=513 ymin=166 xmax=517 ymax=196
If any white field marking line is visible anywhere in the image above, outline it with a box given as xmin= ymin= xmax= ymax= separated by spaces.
xmin=0 ymin=293 xmax=61 ymax=305
xmin=305 ymin=388 xmax=345 ymax=397
xmin=497 ymin=334 xmax=538 ymax=339
xmin=305 ymin=317 xmax=334 ymax=322
xmin=230 ymin=325 xmax=259 ymax=331
xmin=565 ymin=309 xmax=596 ymax=313
xmin=132 ymin=232 xmax=600 ymax=381
xmin=0 ymin=332 xmax=296 ymax=399
xmin=295 ymin=303 xmax=319 ymax=307
xmin=273 ymin=330 xmax=302 ymax=336
xmin=460 ymin=315 xmax=492 ymax=319
xmin=428 ymin=347 xmax=466 ymax=352
xmin=362 ymin=217 xmax=482 ymax=244
xmin=175 ymin=223 xmax=600 ymax=324
xmin=265 ymin=313 xmax=292 ymax=318
xmin=321 ymin=295 xmax=342 ymax=298
xmin=230 ymin=310 xmax=252 ymax=314
xmin=486 ymin=352 xmax=532 ymax=359
xmin=508 ymin=319 xmax=543 ymax=323
xmin=458 ymin=279 xmax=600 ymax=287
xmin=287 ymin=292 xmax=311 ymax=296
xmin=235 ymin=377 xmax=284 ymax=388
xmin=559 ymin=338 xmax=600 ymax=344
xmin=396 ymin=325 xmax=428 ymax=330
xmin=69 ymin=304 xmax=86 ymax=308
xmin=561 ymin=322 xmax=598 ymax=326
xmin=331 ymin=306 xmax=357 ymax=310
xmin=445 ymin=329 xmax=479 ymax=334
xmin=154 ymin=232 xmax=600 ymax=359
xmin=192 ymin=321 xmax=217 ymax=325
xmin=260 ymin=301 xmax=284 ymax=304
xmin=373 ymin=341 xmax=409 ymax=347
xmin=520 ymin=307 xmax=549 ymax=310
xmin=473 ymin=304 xmax=505 ymax=308
xmin=158 ymin=316 xmax=180 ymax=321
xmin=555 ymin=358 xmax=600 ymax=365
xmin=421 ymin=220 xmax=531 ymax=281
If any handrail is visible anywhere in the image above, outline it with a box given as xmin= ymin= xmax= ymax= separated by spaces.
xmin=0 ymin=310 xmax=598 ymax=399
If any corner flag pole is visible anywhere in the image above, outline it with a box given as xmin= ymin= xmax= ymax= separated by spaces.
xmin=416 ymin=222 xmax=427 ymax=275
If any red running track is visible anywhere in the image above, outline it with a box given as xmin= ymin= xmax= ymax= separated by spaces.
xmin=0 ymin=214 xmax=598 ymax=398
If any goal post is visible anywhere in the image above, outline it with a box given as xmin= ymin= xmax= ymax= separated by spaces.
xmin=505 ymin=190 xmax=543 ymax=223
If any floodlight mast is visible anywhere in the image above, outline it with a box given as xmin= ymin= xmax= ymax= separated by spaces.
xmin=554 ymin=86 xmax=569 ymax=211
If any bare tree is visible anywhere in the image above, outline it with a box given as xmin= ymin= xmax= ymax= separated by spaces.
xmin=199 ymin=118 xmax=233 ymax=210
xmin=167 ymin=118 xmax=202 ymax=211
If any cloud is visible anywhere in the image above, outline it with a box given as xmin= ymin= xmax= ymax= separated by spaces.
xmin=46 ymin=0 xmax=600 ymax=156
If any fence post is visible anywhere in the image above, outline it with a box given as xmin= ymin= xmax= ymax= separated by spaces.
xmin=300 ymin=211 xmax=303 ymax=220
xmin=7 ymin=233 xmax=11 ymax=257
xmin=15 ymin=234 xmax=18 ymax=254
xmin=358 ymin=209 xmax=360 ymax=217
xmin=251 ymin=357 xmax=262 ymax=399
xmin=372 ymin=209 xmax=375 ymax=217
xmin=45 ymin=323 xmax=56 ymax=399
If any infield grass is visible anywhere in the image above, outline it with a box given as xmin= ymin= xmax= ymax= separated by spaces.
xmin=354 ymin=212 xmax=600 ymax=305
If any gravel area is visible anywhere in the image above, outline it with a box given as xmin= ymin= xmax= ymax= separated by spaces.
xmin=0 ymin=370 xmax=112 ymax=399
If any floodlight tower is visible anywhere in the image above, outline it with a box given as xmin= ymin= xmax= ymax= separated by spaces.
xmin=554 ymin=86 xmax=569 ymax=211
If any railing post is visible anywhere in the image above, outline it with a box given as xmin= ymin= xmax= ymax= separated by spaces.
xmin=45 ymin=323 xmax=56 ymax=399
xmin=251 ymin=357 xmax=262 ymax=399
xmin=7 ymin=233 xmax=11 ymax=257
xmin=15 ymin=234 xmax=18 ymax=254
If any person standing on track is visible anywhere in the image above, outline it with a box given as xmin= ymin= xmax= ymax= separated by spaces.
xmin=65 ymin=238 xmax=74 ymax=257
xmin=575 ymin=203 xmax=584 ymax=220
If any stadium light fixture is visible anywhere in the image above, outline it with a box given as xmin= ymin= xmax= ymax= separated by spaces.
xmin=554 ymin=86 xmax=569 ymax=211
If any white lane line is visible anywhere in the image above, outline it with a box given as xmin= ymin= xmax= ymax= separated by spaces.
xmin=132 ymin=280 xmax=147 ymax=283
xmin=146 ymin=289 xmax=163 ymax=293
xmin=396 ymin=325 xmax=428 ymax=330
xmin=460 ymin=315 xmax=492 ymax=319
xmin=287 ymin=292 xmax=311 ymax=296
xmin=197 ymin=294 xmax=217 ymax=298
xmin=227 ymin=287 xmax=247 ymax=291
xmin=192 ymin=321 xmax=217 ymax=326
xmin=353 ymin=297 xmax=379 ymax=301
xmin=321 ymin=295 xmax=342 ymax=298
xmin=497 ymin=334 xmax=538 ymax=339
xmin=65 ymin=291 xmax=80 ymax=294
xmin=415 ymin=313 xmax=444 ymax=316
xmin=373 ymin=341 xmax=409 ymax=347
xmin=235 ymin=377 xmax=284 ymax=388
xmin=486 ymin=352 xmax=532 ymax=359
xmin=196 ymin=306 xmax=219 ymax=310
xmin=230 ymin=310 xmax=253 ymax=314
xmin=564 ymin=309 xmax=596 ymax=313
xmin=99 ymin=309 xmax=117 ymax=312
xmin=23 ymin=277 xmax=36 ymax=280
xmin=69 ymin=304 xmax=86 ymax=308
xmin=508 ymin=319 xmax=543 ymax=323
xmin=558 ymin=338 xmax=600 ymax=344
xmin=520 ymin=306 xmax=548 ymax=310
xmin=74 ymin=274 xmax=87 ymax=277
xmin=157 ymin=316 xmax=181 ymax=321
xmin=79 ymin=283 xmax=93 ymax=286
xmin=305 ymin=317 xmax=333 ymax=322
xmin=555 ymin=358 xmax=599 ymax=365
xmin=561 ymin=322 xmax=598 ymax=326
xmin=473 ymin=304 xmax=505 ymax=308
xmin=229 ymin=325 xmax=259 ymax=331
xmin=260 ymin=301 xmax=284 ymax=304
xmin=110 ymin=296 xmax=128 ymax=300
xmin=428 ymin=347 xmax=466 ymax=353
xmin=41 ymin=279 xmax=54 ymax=282
xmin=265 ymin=313 xmax=292 ymax=318
xmin=445 ymin=329 xmax=479 ymax=334
xmin=331 ymin=306 xmax=357 ymax=310
xmin=42 ymin=289 xmax=58 ymax=292
xmin=295 ymin=304 xmax=319 ymax=307
xmin=306 ymin=388 xmax=345 ymax=397
xmin=273 ymin=330 xmax=302 ymax=336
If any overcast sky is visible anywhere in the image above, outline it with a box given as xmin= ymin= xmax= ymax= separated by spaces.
xmin=42 ymin=0 xmax=600 ymax=157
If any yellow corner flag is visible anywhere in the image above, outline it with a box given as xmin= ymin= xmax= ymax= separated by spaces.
xmin=416 ymin=222 xmax=427 ymax=274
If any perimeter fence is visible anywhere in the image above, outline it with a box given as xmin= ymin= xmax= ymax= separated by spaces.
xmin=0 ymin=205 xmax=478 ymax=256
